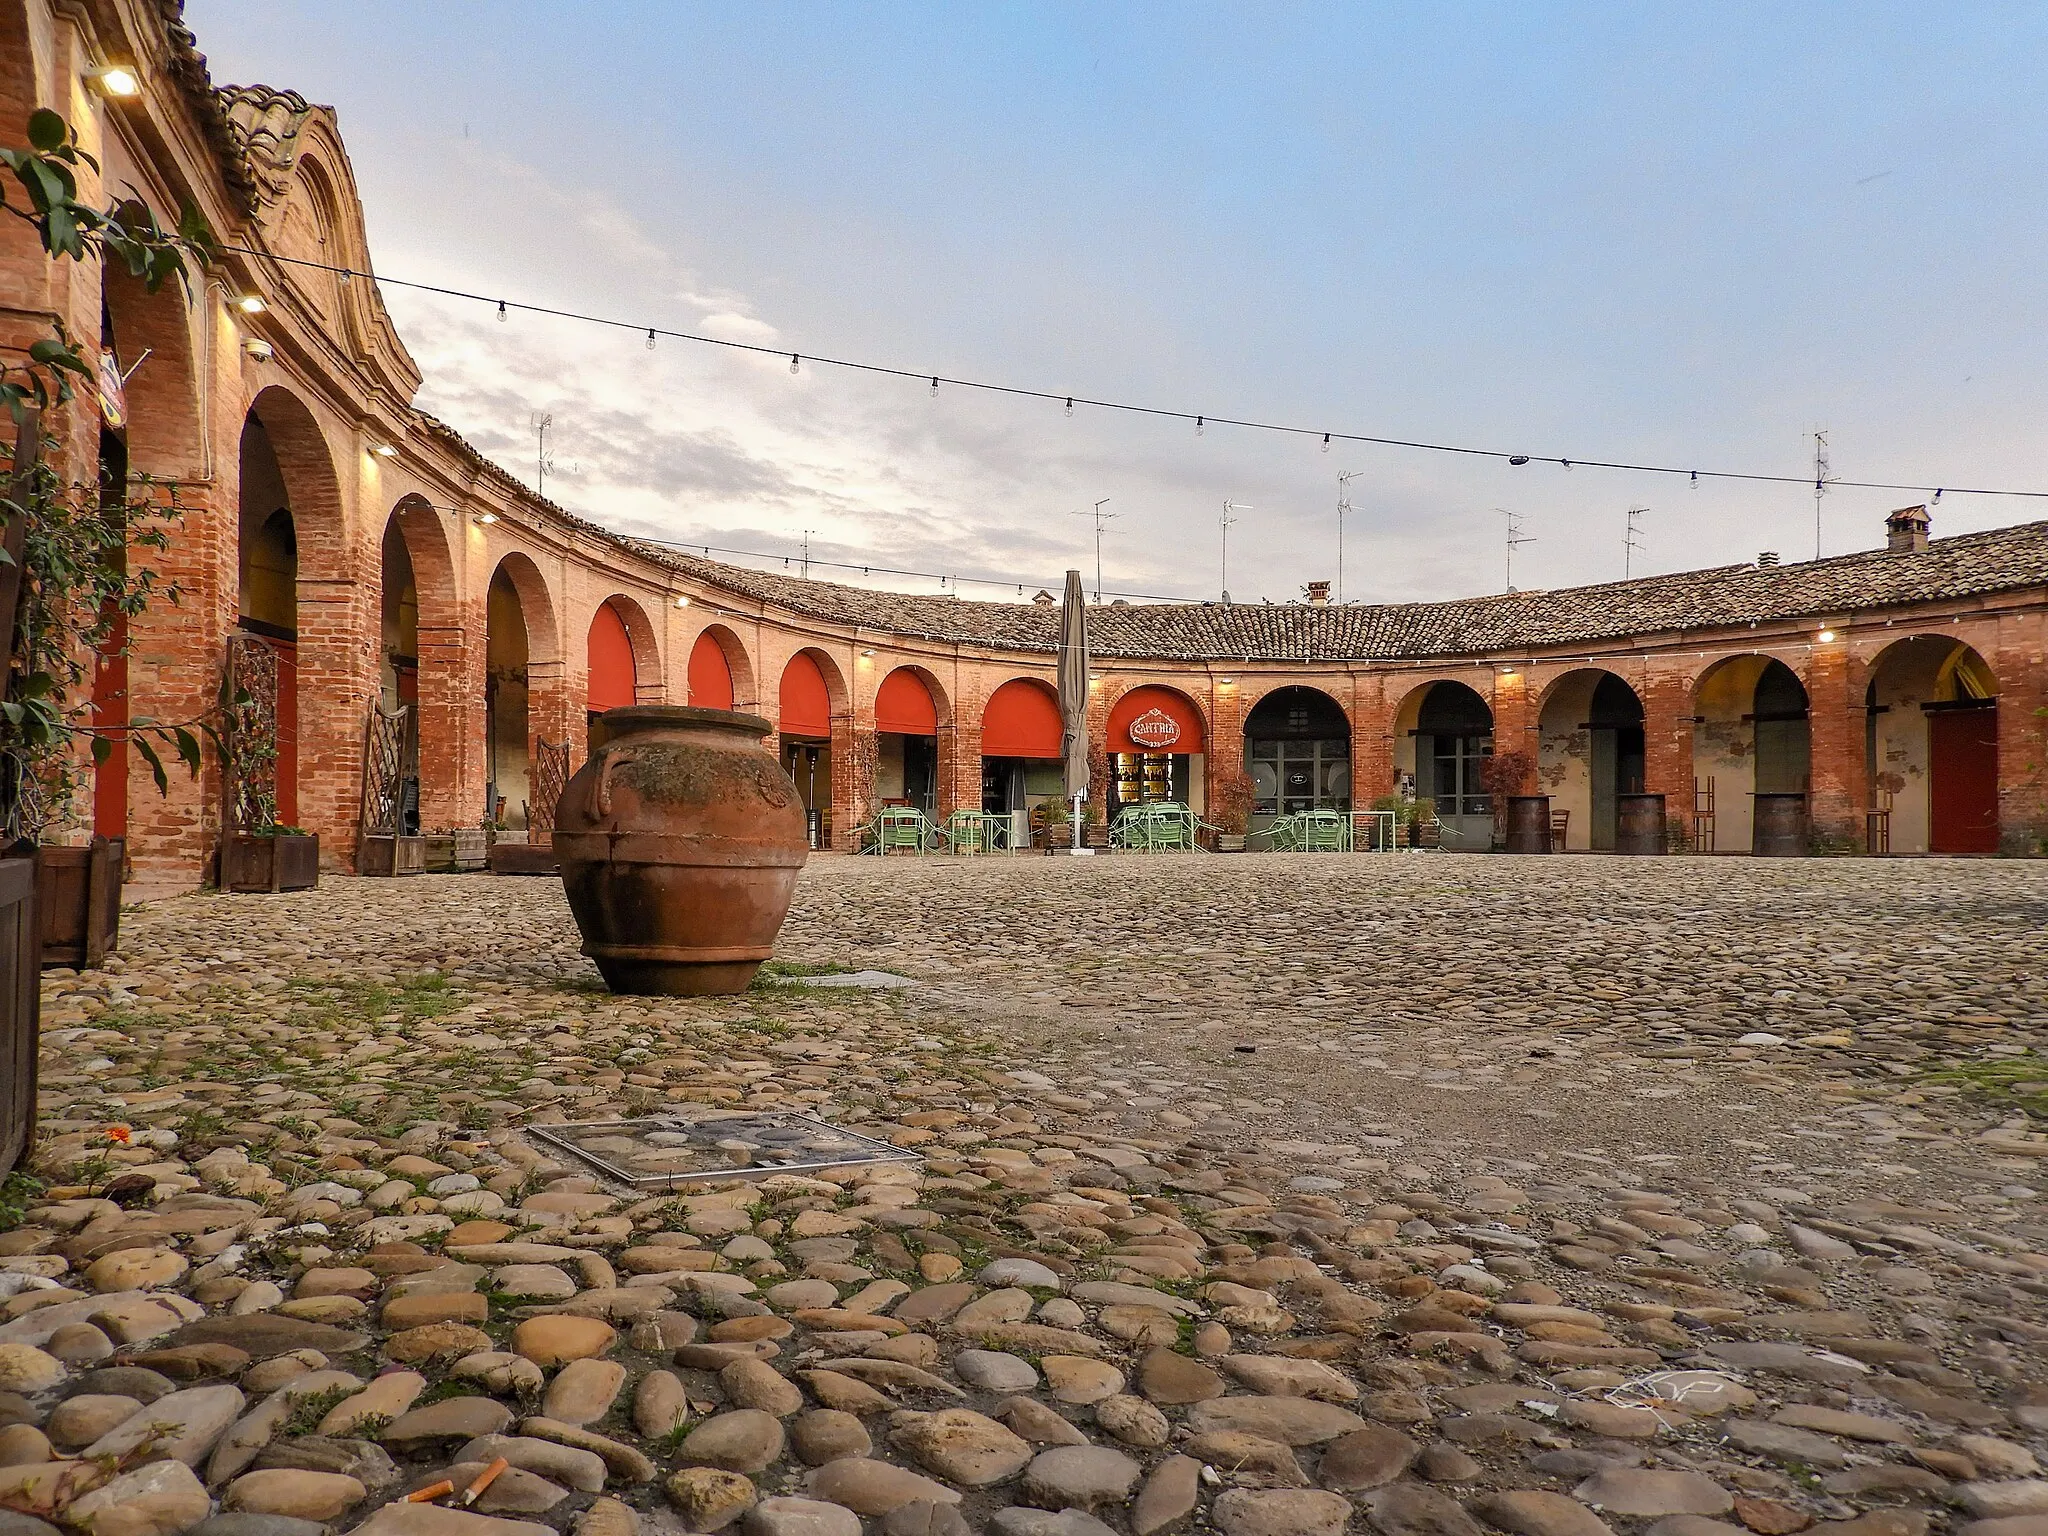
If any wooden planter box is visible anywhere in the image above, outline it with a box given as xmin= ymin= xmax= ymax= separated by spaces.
xmin=223 ymin=832 xmax=320 ymax=893
xmin=423 ymin=829 xmax=490 ymax=873
xmin=0 ymin=853 xmax=39 ymax=1175
xmin=38 ymin=836 xmax=122 ymax=969
xmin=488 ymin=835 xmax=558 ymax=876
xmin=359 ymin=834 xmax=428 ymax=877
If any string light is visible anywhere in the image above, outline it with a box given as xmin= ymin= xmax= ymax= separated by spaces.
xmin=645 ymin=329 xmax=656 ymax=350
xmin=211 ymin=239 xmax=2048 ymax=504
xmin=1196 ymin=415 xmax=1205 ymax=437
xmin=930 ymin=375 xmax=939 ymax=397
xmin=1322 ymin=433 xmax=1331 ymax=452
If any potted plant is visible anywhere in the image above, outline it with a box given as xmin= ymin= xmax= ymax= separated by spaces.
xmin=220 ymin=823 xmax=318 ymax=892
xmin=423 ymin=825 xmax=489 ymax=872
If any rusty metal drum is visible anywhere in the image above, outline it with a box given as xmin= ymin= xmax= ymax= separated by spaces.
xmin=1751 ymin=792 xmax=1810 ymax=857
xmin=1615 ymin=793 xmax=1667 ymax=855
xmin=1504 ymin=795 xmax=1552 ymax=853
xmin=554 ymin=706 xmax=809 ymax=995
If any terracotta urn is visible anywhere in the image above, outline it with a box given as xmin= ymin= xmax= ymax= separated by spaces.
xmin=554 ymin=706 xmax=809 ymax=995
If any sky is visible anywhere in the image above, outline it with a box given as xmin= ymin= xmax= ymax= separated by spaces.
xmin=187 ymin=2 xmax=2048 ymax=606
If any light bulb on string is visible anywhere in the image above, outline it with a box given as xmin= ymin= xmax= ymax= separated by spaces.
xmin=1933 ymin=488 xmax=1944 ymax=503
xmin=645 ymin=329 xmax=656 ymax=351
xmin=789 ymin=354 xmax=801 ymax=375
xmin=1690 ymin=471 xmax=1699 ymax=489
xmin=1064 ymin=397 xmax=1074 ymax=417
xmin=1196 ymin=415 xmax=1205 ymax=437
xmin=496 ymin=301 xmax=507 ymax=322
xmin=930 ymin=376 xmax=939 ymax=397
xmin=1322 ymin=433 xmax=1331 ymax=453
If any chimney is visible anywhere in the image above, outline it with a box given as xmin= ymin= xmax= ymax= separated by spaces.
xmin=1305 ymin=581 xmax=1331 ymax=606
xmin=1030 ymin=589 xmax=1055 ymax=605
xmin=1757 ymin=551 xmax=1779 ymax=567
xmin=1886 ymin=504 xmax=1930 ymax=553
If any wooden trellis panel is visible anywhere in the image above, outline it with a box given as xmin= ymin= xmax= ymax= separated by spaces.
xmin=358 ymin=701 xmax=414 ymax=839
xmin=529 ymin=737 xmax=571 ymax=843
xmin=223 ymin=633 xmax=280 ymax=835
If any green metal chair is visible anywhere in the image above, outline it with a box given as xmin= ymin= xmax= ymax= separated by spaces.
xmin=876 ymin=806 xmax=935 ymax=855
xmin=942 ymin=809 xmax=992 ymax=855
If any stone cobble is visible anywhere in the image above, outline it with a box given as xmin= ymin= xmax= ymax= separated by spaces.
xmin=0 ymin=853 xmax=2042 ymax=1536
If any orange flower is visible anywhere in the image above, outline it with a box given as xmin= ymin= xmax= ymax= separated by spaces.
xmin=105 ymin=1125 xmax=131 ymax=1145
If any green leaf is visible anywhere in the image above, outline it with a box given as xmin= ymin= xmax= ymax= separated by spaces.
xmin=26 ymin=110 xmax=66 ymax=153
xmin=173 ymin=727 xmax=201 ymax=775
xmin=90 ymin=735 xmax=112 ymax=766
xmin=134 ymin=735 xmax=168 ymax=796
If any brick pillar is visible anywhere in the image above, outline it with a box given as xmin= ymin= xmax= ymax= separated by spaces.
xmin=1640 ymin=665 xmax=1695 ymax=839
xmin=835 ymin=723 xmax=874 ymax=851
xmin=124 ymin=483 xmax=234 ymax=881
xmin=1491 ymin=670 xmax=1534 ymax=781
xmin=1206 ymin=682 xmax=1250 ymax=833
xmin=1085 ymin=687 xmax=1112 ymax=828
xmin=414 ymin=617 xmax=472 ymax=831
xmin=1349 ymin=672 xmax=1392 ymax=808
xmin=1995 ymin=619 xmax=2048 ymax=853
xmin=945 ymin=722 xmax=982 ymax=820
xmin=1806 ymin=643 xmax=1863 ymax=847
xmin=526 ymin=658 xmax=572 ymax=766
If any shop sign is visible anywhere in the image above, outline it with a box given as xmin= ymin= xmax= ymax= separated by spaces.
xmin=94 ymin=349 xmax=128 ymax=430
xmin=1128 ymin=707 xmax=1181 ymax=749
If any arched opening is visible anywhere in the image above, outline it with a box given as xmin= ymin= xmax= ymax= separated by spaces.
xmin=1393 ymin=680 xmax=1493 ymax=849
xmin=587 ymin=600 xmax=637 ymax=718
xmin=1867 ymin=636 xmax=1999 ymax=854
xmin=486 ymin=564 xmax=532 ymax=829
xmin=876 ymin=667 xmax=940 ymax=815
xmin=1105 ymin=684 xmax=1207 ymax=817
xmin=1692 ymin=656 xmax=1811 ymax=852
xmin=780 ymin=650 xmax=842 ymax=847
xmin=377 ymin=516 xmax=420 ymax=836
xmin=1244 ymin=685 xmax=1351 ymax=833
xmin=1538 ymin=671 xmax=1645 ymax=850
xmin=688 ymin=630 xmax=736 ymax=711
xmin=236 ymin=413 xmax=299 ymax=826
xmin=980 ymin=677 xmax=1063 ymax=817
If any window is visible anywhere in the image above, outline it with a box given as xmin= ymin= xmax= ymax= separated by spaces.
xmin=1432 ymin=734 xmax=1492 ymax=817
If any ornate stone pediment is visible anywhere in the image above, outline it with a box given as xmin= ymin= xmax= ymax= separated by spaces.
xmin=219 ymin=85 xmax=315 ymax=207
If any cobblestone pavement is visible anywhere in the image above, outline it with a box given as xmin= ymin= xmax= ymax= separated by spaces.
xmin=2 ymin=853 xmax=2043 ymax=1536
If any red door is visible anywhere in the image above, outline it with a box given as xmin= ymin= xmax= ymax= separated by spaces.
xmin=1929 ymin=707 xmax=1997 ymax=853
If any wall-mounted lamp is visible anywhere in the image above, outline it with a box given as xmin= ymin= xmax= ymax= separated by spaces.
xmin=674 ymin=594 xmax=691 ymax=609
xmin=860 ymin=648 xmax=877 ymax=658
xmin=234 ymin=293 xmax=266 ymax=315
xmin=86 ymin=65 xmax=141 ymax=98
xmin=1817 ymin=629 xmax=1837 ymax=644
xmin=472 ymin=511 xmax=498 ymax=526
xmin=371 ymin=442 xmax=397 ymax=458
xmin=242 ymin=338 xmax=273 ymax=361
xmin=1217 ymin=677 xmax=1236 ymax=687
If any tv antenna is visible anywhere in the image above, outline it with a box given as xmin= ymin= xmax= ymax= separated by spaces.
xmin=1337 ymin=471 xmax=1363 ymax=603
xmin=1500 ymin=508 xmax=1534 ymax=592
xmin=1812 ymin=429 xmax=1832 ymax=560
xmin=1625 ymin=506 xmax=1648 ymax=578
xmin=1221 ymin=501 xmax=1251 ymax=599
xmin=531 ymin=412 xmax=554 ymax=497
xmin=1070 ymin=499 xmax=1115 ymax=603
xmin=800 ymin=530 xmax=818 ymax=580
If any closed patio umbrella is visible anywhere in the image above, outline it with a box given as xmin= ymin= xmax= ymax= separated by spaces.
xmin=1057 ymin=569 xmax=1090 ymax=851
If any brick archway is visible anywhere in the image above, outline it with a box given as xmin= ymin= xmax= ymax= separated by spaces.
xmin=384 ymin=496 xmax=464 ymax=830
xmin=487 ymin=552 xmax=564 ymax=828
xmin=242 ymin=385 xmax=350 ymax=860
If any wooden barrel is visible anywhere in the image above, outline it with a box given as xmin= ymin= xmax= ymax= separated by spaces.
xmin=1615 ymin=793 xmax=1667 ymax=855
xmin=1504 ymin=795 xmax=1551 ymax=853
xmin=1752 ymin=792 xmax=1809 ymax=856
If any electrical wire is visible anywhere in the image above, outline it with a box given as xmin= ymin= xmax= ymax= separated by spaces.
xmin=628 ymin=532 xmax=1201 ymax=604
xmin=220 ymin=243 xmax=2048 ymax=503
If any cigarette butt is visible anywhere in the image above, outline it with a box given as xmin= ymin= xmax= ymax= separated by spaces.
xmin=461 ymin=1458 xmax=510 ymax=1507
xmin=405 ymin=1482 xmax=454 ymax=1504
